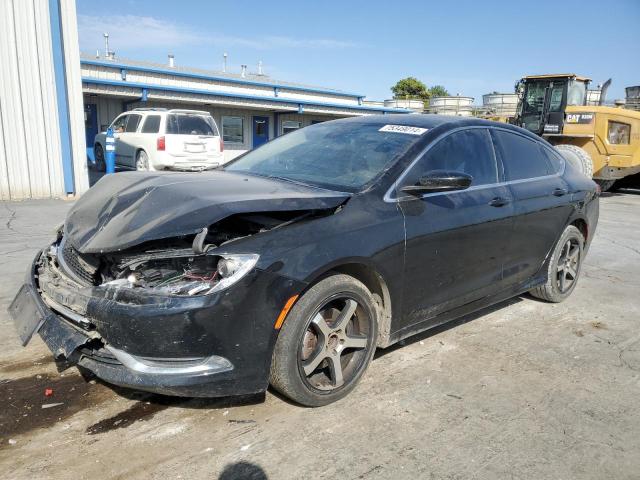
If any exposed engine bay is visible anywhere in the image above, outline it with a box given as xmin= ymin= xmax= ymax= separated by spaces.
xmin=43 ymin=209 xmax=333 ymax=301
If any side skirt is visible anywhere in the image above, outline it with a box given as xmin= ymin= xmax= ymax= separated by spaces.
xmin=384 ymin=275 xmax=546 ymax=348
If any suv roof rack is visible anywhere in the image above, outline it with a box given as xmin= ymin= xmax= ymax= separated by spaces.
xmin=167 ymin=109 xmax=212 ymax=115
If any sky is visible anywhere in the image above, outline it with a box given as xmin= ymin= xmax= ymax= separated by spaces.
xmin=76 ymin=0 xmax=640 ymax=103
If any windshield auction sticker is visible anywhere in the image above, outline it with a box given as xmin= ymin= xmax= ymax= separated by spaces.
xmin=379 ymin=125 xmax=428 ymax=135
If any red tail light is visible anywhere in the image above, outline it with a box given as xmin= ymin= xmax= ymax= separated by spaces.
xmin=219 ymin=138 xmax=224 ymax=152
xmin=157 ymin=136 xmax=165 ymax=151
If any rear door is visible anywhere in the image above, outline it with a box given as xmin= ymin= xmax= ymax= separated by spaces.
xmin=118 ymin=114 xmax=142 ymax=168
xmin=397 ymin=128 xmax=514 ymax=329
xmin=491 ymin=129 xmax=572 ymax=286
xmin=165 ymin=113 xmax=222 ymax=161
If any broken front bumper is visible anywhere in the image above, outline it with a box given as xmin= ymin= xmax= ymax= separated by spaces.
xmin=9 ymin=250 xmax=304 ymax=397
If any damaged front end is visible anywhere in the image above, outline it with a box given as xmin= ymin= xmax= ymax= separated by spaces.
xmin=10 ymin=210 xmax=314 ymax=397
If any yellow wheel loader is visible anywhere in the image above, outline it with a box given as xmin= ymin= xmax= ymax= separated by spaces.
xmin=514 ymin=74 xmax=640 ymax=191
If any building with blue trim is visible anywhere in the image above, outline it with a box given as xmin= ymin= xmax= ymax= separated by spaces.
xmin=81 ymin=54 xmax=410 ymax=163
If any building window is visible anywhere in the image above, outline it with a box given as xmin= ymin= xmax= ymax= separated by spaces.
xmin=282 ymin=120 xmax=302 ymax=135
xmin=222 ymin=116 xmax=244 ymax=143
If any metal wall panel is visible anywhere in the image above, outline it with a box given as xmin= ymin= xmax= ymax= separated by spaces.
xmin=0 ymin=0 xmax=86 ymax=200
xmin=60 ymin=0 xmax=88 ymax=195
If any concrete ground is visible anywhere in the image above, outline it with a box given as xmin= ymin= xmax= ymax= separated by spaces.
xmin=1 ymin=191 xmax=639 ymax=480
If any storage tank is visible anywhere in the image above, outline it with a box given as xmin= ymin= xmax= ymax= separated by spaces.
xmin=626 ymin=86 xmax=640 ymax=111
xmin=383 ymin=98 xmax=425 ymax=113
xmin=426 ymin=95 xmax=474 ymax=116
xmin=482 ymin=93 xmax=518 ymax=117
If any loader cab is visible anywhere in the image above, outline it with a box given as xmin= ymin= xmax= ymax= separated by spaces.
xmin=515 ymin=74 xmax=590 ymax=136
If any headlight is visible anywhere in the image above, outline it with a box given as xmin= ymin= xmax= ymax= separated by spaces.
xmin=102 ymin=253 xmax=259 ymax=296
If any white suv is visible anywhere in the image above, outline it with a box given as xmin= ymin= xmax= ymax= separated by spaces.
xmin=94 ymin=108 xmax=224 ymax=171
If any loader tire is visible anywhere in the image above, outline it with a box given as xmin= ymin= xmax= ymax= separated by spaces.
xmin=555 ymin=144 xmax=594 ymax=178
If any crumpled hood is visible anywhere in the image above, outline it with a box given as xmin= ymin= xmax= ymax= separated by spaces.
xmin=65 ymin=171 xmax=350 ymax=253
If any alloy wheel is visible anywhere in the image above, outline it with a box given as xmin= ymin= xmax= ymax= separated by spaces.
xmin=298 ymin=296 xmax=372 ymax=392
xmin=556 ymin=238 xmax=580 ymax=293
xmin=136 ymin=151 xmax=149 ymax=171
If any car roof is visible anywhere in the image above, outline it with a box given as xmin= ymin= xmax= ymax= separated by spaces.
xmin=333 ymin=114 xmax=543 ymax=142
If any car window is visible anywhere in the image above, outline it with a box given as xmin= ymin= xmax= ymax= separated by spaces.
xmin=141 ymin=115 xmax=161 ymax=134
xmin=492 ymin=130 xmax=552 ymax=180
xmin=539 ymin=146 xmax=564 ymax=174
xmin=166 ymin=114 xmax=217 ymax=136
xmin=110 ymin=115 xmax=128 ymax=133
xmin=400 ymin=129 xmax=498 ymax=191
xmin=125 ymin=114 xmax=141 ymax=133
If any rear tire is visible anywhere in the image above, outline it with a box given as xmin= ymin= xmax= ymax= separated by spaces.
xmin=270 ymin=274 xmax=378 ymax=407
xmin=555 ymin=144 xmax=594 ymax=178
xmin=136 ymin=150 xmax=150 ymax=171
xmin=530 ymin=225 xmax=585 ymax=303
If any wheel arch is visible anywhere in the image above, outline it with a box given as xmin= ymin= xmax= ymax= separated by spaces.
xmin=570 ymin=217 xmax=589 ymax=243
xmin=302 ymin=260 xmax=394 ymax=348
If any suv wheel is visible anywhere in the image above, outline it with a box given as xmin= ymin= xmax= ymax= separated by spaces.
xmin=530 ymin=225 xmax=585 ymax=303
xmin=136 ymin=150 xmax=150 ymax=171
xmin=270 ymin=274 xmax=378 ymax=407
xmin=94 ymin=144 xmax=106 ymax=172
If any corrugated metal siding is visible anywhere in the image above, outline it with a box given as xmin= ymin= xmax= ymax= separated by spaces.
xmin=0 ymin=0 xmax=86 ymax=200
xmin=0 ymin=0 xmax=62 ymax=199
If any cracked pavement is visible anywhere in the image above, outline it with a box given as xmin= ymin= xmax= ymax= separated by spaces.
xmin=0 ymin=191 xmax=639 ymax=479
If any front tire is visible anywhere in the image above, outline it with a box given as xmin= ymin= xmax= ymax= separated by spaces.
xmin=94 ymin=144 xmax=106 ymax=172
xmin=530 ymin=225 xmax=585 ymax=303
xmin=270 ymin=274 xmax=378 ymax=407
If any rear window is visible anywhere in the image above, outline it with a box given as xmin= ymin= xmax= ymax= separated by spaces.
xmin=141 ymin=115 xmax=161 ymax=133
xmin=492 ymin=130 xmax=552 ymax=180
xmin=166 ymin=114 xmax=218 ymax=136
xmin=125 ymin=114 xmax=141 ymax=132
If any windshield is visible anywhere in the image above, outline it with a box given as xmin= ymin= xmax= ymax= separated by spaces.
xmin=166 ymin=114 xmax=218 ymax=136
xmin=225 ymin=121 xmax=422 ymax=191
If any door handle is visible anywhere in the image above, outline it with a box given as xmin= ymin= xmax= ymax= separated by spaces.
xmin=553 ymin=188 xmax=568 ymax=197
xmin=489 ymin=197 xmax=509 ymax=207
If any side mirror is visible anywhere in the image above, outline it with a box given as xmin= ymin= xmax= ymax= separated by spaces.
xmin=400 ymin=170 xmax=473 ymax=196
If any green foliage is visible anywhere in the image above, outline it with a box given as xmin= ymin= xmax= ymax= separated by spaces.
xmin=391 ymin=78 xmax=450 ymax=101
xmin=428 ymin=85 xmax=450 ymax=97
xmin=391 ymin=77 xmax=430 ymax=100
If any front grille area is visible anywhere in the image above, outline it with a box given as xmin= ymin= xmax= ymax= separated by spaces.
xmin=59 ymin=239 xmax=99 ymax=286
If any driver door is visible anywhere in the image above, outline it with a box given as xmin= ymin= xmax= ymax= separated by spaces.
xmin=397 ymin=128 xmax=514 ymax=329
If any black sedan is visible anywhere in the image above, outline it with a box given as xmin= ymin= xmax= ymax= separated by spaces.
xmin=9 ymin=115 xmax=599 ymax=406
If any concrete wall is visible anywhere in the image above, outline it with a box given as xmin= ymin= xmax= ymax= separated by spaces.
xmin=0 ymin=0 xmax=87 ymax=200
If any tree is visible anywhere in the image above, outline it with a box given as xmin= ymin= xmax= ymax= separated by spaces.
xmin=428 ymin=85 xmax=450 ymax=97
xmin=391 ymin=77 xmax=430 ymax=101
